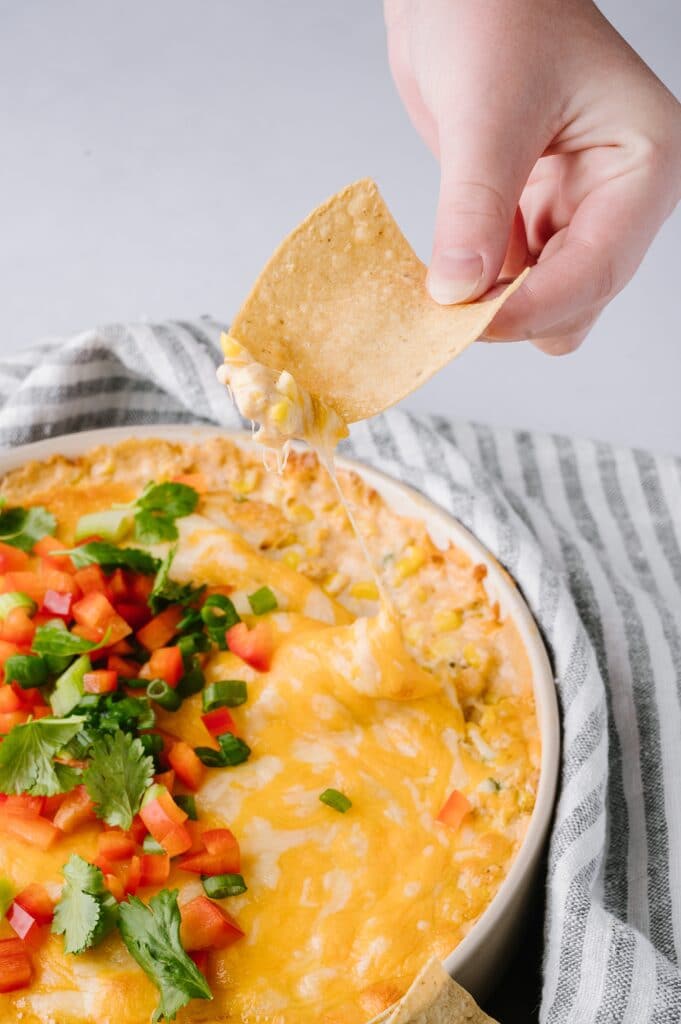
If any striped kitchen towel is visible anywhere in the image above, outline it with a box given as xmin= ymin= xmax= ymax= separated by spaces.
xmin=0 ymin=318 xmax=680 ymax=1024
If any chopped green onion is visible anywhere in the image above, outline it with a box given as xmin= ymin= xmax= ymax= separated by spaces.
xmin=124 ymin=677 xmax=149 ymax=690
xmin=50 ymin=654 xmax=91 ymax=716
xmin=194 ymin=746 xmax=227 ymax=767
xmin=201 ymin=873 xmax=247 ymax=899
xmin=177 ymin=659 xmax=205 ymax=699
xmin=202 ymin=680 xmax=248 ymax=711
xmin=4 ymin=654 xmax=48 ymax=689
xmin=200 ymin=595 xmax=240 ymax=632
xmin=74 ymin=508 xmax=134 ymax=543
xmin=177 ymin=609 xmax=203 ymax=635
xmin=0 ymin=592 xmax=36 ymax=620
xmin=177 ymin=633 xmax=210 ymax=659
xmin=247 ymin=586 xmax=277 ymax=615
xmin=319 ymin=788 xmax=352 ymax=813
xmin=0 ymin=878 xmax=14 ymax=920
xmin=146 ymin=679 xmax=181 ymax=712
xmin=217 ymin=733 xmax=251 ymax=765
xmin=174 ymin=794 xmax=198 ymax=820
xmin=195 ymin=735 xmax=251 ymax=767
xmin=142 ymin=834 xmax=166 ymax=854
xmin=138 ymin=732 xmax=164 ymax=760
xmin=141 ymin=783 xmax=168 ymax=808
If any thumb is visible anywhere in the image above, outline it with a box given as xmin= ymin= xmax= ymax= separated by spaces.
xmin=427 ymin=123 xmax=538 ymax=305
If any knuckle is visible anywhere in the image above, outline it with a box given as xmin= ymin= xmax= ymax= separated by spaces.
xmin=440 ymin=180 xmax=510 ymax=226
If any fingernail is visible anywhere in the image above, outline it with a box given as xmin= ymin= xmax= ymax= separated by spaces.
xmin=427 ymin=248 xmax=484 ymax=305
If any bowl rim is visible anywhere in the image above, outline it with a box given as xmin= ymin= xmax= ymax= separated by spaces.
xmin=0 ymin=423 xmax=560 ymax=985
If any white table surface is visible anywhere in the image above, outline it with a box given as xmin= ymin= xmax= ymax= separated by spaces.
xmin=1 ymin=0 xmax=679 ymax=454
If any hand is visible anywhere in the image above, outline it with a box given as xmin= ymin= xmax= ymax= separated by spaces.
xmin=385 ymin=0 xmax=681 ymax=353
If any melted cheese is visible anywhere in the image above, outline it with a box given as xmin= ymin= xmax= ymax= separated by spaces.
xmin=0 ymin=457 xmax=539 ymax=1024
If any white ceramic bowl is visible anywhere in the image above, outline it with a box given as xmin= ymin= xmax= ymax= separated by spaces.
xmin=0 ymin=424 xmax=559 ymax=1003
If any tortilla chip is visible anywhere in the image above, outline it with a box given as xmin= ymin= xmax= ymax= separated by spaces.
xmin=229 ymin=179 xmax=527 ymax=423
xmin=367 ymin=959 xmax=499 ymax=1024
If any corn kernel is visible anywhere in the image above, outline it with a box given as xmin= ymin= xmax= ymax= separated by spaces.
xmin=394 ymin=545 xmax=426 ymax=582
xmin=323 ymin=572 xmax=348 ymax=596
xmin=276 ymin=371 xmax=299 ymax=401
xmin=231 ymin=467 xmax=261 ymax=495
xmin=282 ymin=550 xmax=301 ymax=570
xmin=220 ymin=333 xmax=247 ymax=360
xmin=289 ymin=503 xmax=314 ymax=523
xmin=350 ymin=581 xmax=380 ymax=601
xmin=434 ymin=609 xmax=463 ymax=633
xmin=271 ymin=398 xmax=292 ymax=427
xmin=463 ymin=643 xmax=481 ymax=668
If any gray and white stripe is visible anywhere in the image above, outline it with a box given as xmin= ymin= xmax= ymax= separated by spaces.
xmin=0 ymin=319 xmax=679 ymax=1023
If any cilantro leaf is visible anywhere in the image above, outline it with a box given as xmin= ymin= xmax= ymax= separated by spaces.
xmin=119 ymin=889 xmax=211 ymax=1022
xmin=0 ymin=717 xmax=85 ymax=796
xmin=149 ymin=547 xmax=204 ymax=614
xmin=83 ymin=731 xmax=154 ymax=830
xmin=134 ymin=508 xmax=180 ymax=544
xmin=65 ymin=542 xmax=160 ymax=575
xmin=133 ymin=482 xmax=199 ymax=546
xmin=52 ymin=855 xmax=119 ymax=954
xmin=0 ymin=505 xmax=56 ymax=552
xmin=138 ymin=483 xmax=199 ymax=518
xmin=32 ymin=622 xmax=101 ymax=658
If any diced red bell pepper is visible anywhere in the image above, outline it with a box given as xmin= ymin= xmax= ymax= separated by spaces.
xmin=189 ymin=949 xmax=210 ymax=976
xmin=73 ymin=592 xmax=132 ymax=645
xmin=31 ymin=705 xmax=52 ymax=720
xmin=0 ymin=710 xmax=28 ymax=733
xmin=179 ymin=828 xmax=240 ymax=875
xmin=136 ymin=606 xmax=184 ymax=651
xmin=14 ymin=884 xmax=55 ymax=925
xmin=52 ymin=785 xmax=96 ymax=833
xmin=436 ymin=789 xmax=472 ymax=830
xmin=201 ymin=707 xmax=237 ymax=738
xmin=154 ymin=769 xmax=176 ymax=792
xmin=42 ymin=589 xmax=74 ymax=619
xmin=114 ymin=602 xmax=152 ymax=630
xmin=12 ymin=684 xmax=44 ymax=707
xmin=0 ymin=937 xmax=32 ymax=992
xmin=0 ymin=684 xmax=23 ymax=712
xmin=128 ymin=572 xmax=154 ymax=604
xmin=139 ymin=646 xmax=184 ymax=688
xmin=97 ymin=831 xmax=136 ymax=861
xmin=140 ymin=853 xmax=171 ymax=887
xmin=33 ymin=535 xmax=75 ymax=573
xmin=139 ymin=790 xmax=188 ymax=842
xmin=0 ymin=607 xmax=36 ymax=646
xmin=73 ymin=565 xmax=111 ymax=598
xmin=0 ymin=813 xmax=60 ymax=849
xmin=0 ymin=573 xmax=46 ymax=605
xmin=107 ymin=654 xmax=139 ymax=679
xmin=120 ymin=854 xmax=142 ymax=896
xmin=109 ymin=638 xmax=135 ymax=656
xmin=7 ymin=901 xmax=38 ymax=940
xmin=83 ymin=669 xmax=118 ymax=695
xmin=38 ymin=566 xmax=80 ymax=596
xmin=2 ymin=794 xmax=45 ymax=817
xmin=0 ymin=640 xmax=21 ymax=669
xmin=226 ymin=621 xmax=273 ymax=671
xmin=168 ymin=742 xmax=205 ymax=792
xmin=108 ymin=568 xmax=129 ymax=601
xmin=158 ymin=823 xmax=193 ymax=857
xmin=127 ymin=814 xmax=148 ymax=845
xmin=180 ymin=896 xmax=244 ymax=952
xmin=42 ymin=792 xmax=67 ymax=819
xmin=104 ymin=873 xmax=125 ymax=902
xmin=0 ymin=542 xmax=29 ymax=573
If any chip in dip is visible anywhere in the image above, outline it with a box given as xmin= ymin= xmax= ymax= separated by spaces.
xmin=218 ymin=178 xmax=528 ymax=429
xmin=0 ymin=437 xmax=539 ymax=1023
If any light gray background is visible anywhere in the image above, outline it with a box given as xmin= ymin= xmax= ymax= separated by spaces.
xmin=1 ymin=1 xmax=679 ymax=453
